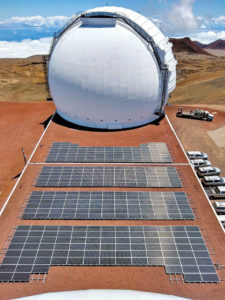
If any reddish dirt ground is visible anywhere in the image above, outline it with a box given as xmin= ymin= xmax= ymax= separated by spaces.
xmin=166 ymin=105 xmax=225 ymax=175
xmin=0 ymin=112 xmax=224 ymax=300
xmin=31 ymin=114 xmax=186 ymax=163
xmin=0 ymin=102 xmax=55 ymax=210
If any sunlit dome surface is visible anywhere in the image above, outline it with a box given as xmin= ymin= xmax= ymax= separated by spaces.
xmin=17 ymin=289 xmax=190 ymax=300
xmin=48 ymin=6 xmax=177 ymax=129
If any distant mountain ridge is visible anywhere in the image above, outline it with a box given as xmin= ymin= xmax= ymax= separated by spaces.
xmin=193 ymin=39 xmax=225 ymax=50
xmin=169 ymin=37 xmax=211 ymax=55
xmin=204 ymin=39 xmax=225 ymax=50
xmin=193 ymin=41 xmax=207 ymax=48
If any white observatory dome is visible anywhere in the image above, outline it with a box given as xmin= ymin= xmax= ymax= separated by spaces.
xmin=48 ymin=6 xmax=177 ymax=129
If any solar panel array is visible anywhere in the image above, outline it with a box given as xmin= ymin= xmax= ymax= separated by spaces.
xmin=35 ymin=166 xmax=182 ymax=188
xmin=22 ymin=191 xmax=194 ymax=220
xmin=0 ymin=226 xmax=219 ymax=283
xmin=3 ymin=135 xmax=218 ymax=285
xmin=46 ymin=142 xmax=172 ymax=163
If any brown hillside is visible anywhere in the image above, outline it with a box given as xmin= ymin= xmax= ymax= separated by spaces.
xmin=193 ymin=40 xmax=207 ymax=48
xmin=170 ymin=37 xmax=211 ymax=55
xmin=0 ymin=56 xmax=49 ymax=102
xmin=170 ymin=52 xmax=225 ymax=105
xmin=205 ymin=39 xmax=225 ymax=50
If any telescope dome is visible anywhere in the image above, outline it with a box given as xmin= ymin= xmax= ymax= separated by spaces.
xmin=48 ymin=6 xmax=176 ymax=129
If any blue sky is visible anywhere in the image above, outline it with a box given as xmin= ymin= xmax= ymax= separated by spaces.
xmin=0 ymin=0 xmax=225 ymax=19
xmin=0 ymin=0 xmax=225 ymax=57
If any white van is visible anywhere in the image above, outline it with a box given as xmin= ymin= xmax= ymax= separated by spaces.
xmin=197 ymin=166 xmax=220 ymax=177
xmin=187 ymin=151 xmax=208 ymax=160
xmin=208 ymin=186 xmax=225 ymax=200
xmin=202 ymin=176 xmax=225 ymax=187
xmin=214 ymin=201 xmax=225 ymax=214
xmin=190 ymin=159 xmax=211 ymax=168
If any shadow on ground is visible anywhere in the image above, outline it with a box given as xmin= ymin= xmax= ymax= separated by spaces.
xmin=11 ymin=173 xmax=21 ymax=180
xmin=44 ymin=113 xmax=165 ymax=132
xmin=40 ymin=115 xmax=54 ymax=129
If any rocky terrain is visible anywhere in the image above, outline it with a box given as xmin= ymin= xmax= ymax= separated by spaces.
xmin=170 ymin=51 xmax=225 ymax=104
xmin=0 ymin=55 xmax=49 ymax=102
xmin=167 ymin=38 xmax=225 ymax=104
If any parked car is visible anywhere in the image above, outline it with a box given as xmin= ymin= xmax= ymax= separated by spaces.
xmin=214 ymin=201 xmax=225 ymax=215
xmin=197 ymin=166 xmax=220 ymax=177
xmin=207 ymin=186 xmax=225 ymax=200
xmin=187 ymin=151 xmax=208 ymax=160
xmin=202 ymin=176 xmax=225 ymax=187
xmin=190 ymin=159 xmax=211 ymax=168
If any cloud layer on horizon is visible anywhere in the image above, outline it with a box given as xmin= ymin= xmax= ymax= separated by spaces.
xmin=0 ymin=37 xmax=52 ymax=58
xmin=188 ymin=30 xmax=225 ymax=44
xmin=1 ymin=30 xmax=225 ymax=58
xmin=0 ymin=15 xmax=70 ymax=42
xmin=1 ymin=1 xmax=225 ymax=58
xmin=0 ymin=15 xmax=69 ymax=28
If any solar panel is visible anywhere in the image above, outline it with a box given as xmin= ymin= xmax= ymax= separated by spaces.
xmin=35 ymin=166 xmax=182 ymax=188
xmin=0 ymin=226 xmax=218 ymax=283
xmin=46 ymin=142 xmax=172 ymax=163
xmin=22 ymin=191 xmax=194 ymax=220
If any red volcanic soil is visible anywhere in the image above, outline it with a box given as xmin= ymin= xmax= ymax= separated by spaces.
xmin=0 ymin=103 xmax=225 ymax=299
xmin=0 ymin=102 xmax=55 ymax=209
xmin=205 ymin=39 xmax=225 ymax=50
xmin=166 ymin=105 xmax=225 ymax=175
xmin=0 ymin=113 xmax=225 ymax=300
xmin=170 ymin=37 xmax=211 ymax=55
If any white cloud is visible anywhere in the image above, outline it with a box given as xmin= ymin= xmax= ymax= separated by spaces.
xmin=195 ymin=15 xmax=225 ymax=31
xmin=212 ymin=16 xmax=225 ymax=25
xmin=0 ymin=16 xmax=69 ymax=28
xmin=149 ymin=17 xmax=163 ymax=29
xmin=188 ymin=30 xmax=225 ymax=44
xmin=0 ymin=37 xmax=52 ymax=58
xmin=196 ymin=16 xmax=204 ymax=22
xmin=147 ymin=1 xmax=225 ymax=43
xmin=148 ymin=0 xmax=225 ymax=37
xmin=167 ymin=0 xmax=198 ymax=33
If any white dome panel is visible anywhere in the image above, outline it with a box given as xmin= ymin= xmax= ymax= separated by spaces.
xmin=48 ymin=6 xmax=177 ymax=129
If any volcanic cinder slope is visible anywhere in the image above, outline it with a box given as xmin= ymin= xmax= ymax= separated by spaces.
xmin=170 ymin=53 xmax=225 ymax=104
xmin=169 ymin=37 xmax=211 ymax=55
xmin=0 ymin=56 xmax=48 ymax=102
xmin=205 ymin=39 xmax=225 ymax=50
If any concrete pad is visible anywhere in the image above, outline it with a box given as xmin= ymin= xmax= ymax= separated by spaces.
xmin=208 ymin=126 xmax=225 ymax=147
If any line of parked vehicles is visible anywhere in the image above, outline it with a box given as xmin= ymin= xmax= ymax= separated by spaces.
xmin=187 ymin=151 xmax=225 ymax=217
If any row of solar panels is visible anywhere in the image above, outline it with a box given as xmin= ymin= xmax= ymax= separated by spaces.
xmin=0 ymin=226 xmax=219 ymax=283
xmin=22 ymin=191 xmax=194 ymax=220
xmin=36 ymin=166 xmax=182 ymax=188
xmin=46 ymin=142 xmax=172 ymax=163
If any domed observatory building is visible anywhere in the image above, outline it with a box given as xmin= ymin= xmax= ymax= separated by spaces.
xmin=48 ymin=6 xmax=177 ymax=129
